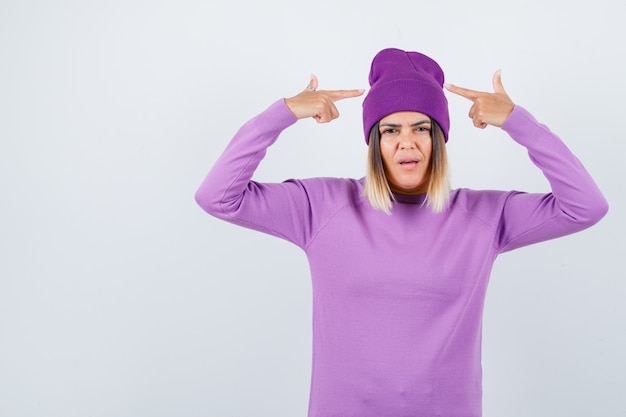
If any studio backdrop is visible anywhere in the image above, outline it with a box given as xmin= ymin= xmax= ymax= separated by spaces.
xmin=1 ymin=1 xmax=624 ymax=416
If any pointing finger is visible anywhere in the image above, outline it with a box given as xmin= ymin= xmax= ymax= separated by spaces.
xmin=326 ymin=88 xmax=366 ymax=102
xmin=444 ymin=83 xmax=482 ymax=101
xmin=303 ymin=74 xmax=364 ymax=101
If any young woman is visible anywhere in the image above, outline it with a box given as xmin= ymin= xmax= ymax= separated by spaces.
xmin=195 ymin=48 xmax=608 ymax=417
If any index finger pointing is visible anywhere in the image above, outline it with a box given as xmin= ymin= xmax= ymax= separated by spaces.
xmin=444 ymin=83 xmax=482 ymax=101
xmin=326 ymin=89 xmax=366 ymax=102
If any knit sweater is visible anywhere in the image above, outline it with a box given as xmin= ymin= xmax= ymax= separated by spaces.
xmin=195 ymin=99 xmax=608 ymax=417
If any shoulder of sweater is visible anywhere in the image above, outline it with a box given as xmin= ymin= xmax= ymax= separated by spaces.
xmin=288 ymin=176 xmax=365 ymax=208
xmin=449 ymin=188 xmax=517 ymax=229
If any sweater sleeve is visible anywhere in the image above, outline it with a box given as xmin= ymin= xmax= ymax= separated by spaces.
xmin=194 ymin=99 xmax=317 ymax=249
xmin=494 ymin=106 xmax=609 ymax=253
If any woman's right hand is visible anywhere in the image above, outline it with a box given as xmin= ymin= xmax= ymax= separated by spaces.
xmin=285 ymin=75 xmax=365 ymax=123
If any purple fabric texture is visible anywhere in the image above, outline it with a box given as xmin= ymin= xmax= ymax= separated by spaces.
xmin=195 ymin=99 xmax=608 ymax=417
xmin=362 ymin=48 xmax=449 ymax=143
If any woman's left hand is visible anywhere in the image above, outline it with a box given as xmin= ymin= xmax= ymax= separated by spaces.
xmin=445 ymin=70 xmax=515 ymax=129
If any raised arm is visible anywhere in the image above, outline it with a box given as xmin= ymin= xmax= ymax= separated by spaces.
xmin=194 ymin=77 xmax=363 ymax=247
xmin=445 ymin=72 xmax=608 ymax=252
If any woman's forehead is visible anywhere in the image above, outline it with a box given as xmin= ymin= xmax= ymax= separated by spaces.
xmin=380 ymin=111 xmax=430 ymax=124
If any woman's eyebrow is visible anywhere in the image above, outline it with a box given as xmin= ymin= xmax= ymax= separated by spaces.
xmin=380 ymin=120 xmax=431 ymax=128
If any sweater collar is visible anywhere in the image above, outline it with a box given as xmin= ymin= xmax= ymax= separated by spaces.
xmin=392 ymin=192 xmax=427 ymax=205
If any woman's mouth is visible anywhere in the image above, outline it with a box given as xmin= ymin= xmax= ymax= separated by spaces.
xmin=399 ymin=159 xmax=419 ymax=169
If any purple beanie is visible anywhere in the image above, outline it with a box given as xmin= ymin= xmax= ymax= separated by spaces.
xmin=362 ymin=48 xmax=449 ymax=144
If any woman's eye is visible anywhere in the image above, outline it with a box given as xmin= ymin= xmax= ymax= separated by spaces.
xmin=381 ymin=129 xmax=396 ymax=135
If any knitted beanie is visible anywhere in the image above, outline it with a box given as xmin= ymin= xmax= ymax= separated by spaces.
xmin=362 ymin=48 xmax=449 ymax=144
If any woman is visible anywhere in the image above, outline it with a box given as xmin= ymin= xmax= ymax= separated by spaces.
xmin=195 ymin=48 xmax=608 ymax=417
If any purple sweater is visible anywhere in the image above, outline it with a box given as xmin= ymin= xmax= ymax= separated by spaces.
xmin=195 ymin=99 xmax=608 ymax=417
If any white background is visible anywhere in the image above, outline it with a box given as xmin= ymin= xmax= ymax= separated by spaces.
xmin=1 ymin=1 xmax=624 ymax=416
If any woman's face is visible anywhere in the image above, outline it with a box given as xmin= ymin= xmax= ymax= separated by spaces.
xmin=379 ymin=111 xmax=432 ymax=195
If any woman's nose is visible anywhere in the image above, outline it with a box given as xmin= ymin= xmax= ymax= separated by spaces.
xmin=399 ymin=133 xmax=415 ymax=149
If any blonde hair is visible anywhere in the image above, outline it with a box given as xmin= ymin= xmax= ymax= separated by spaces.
xmin=363 ymin=117 xmax=450 ymax=214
